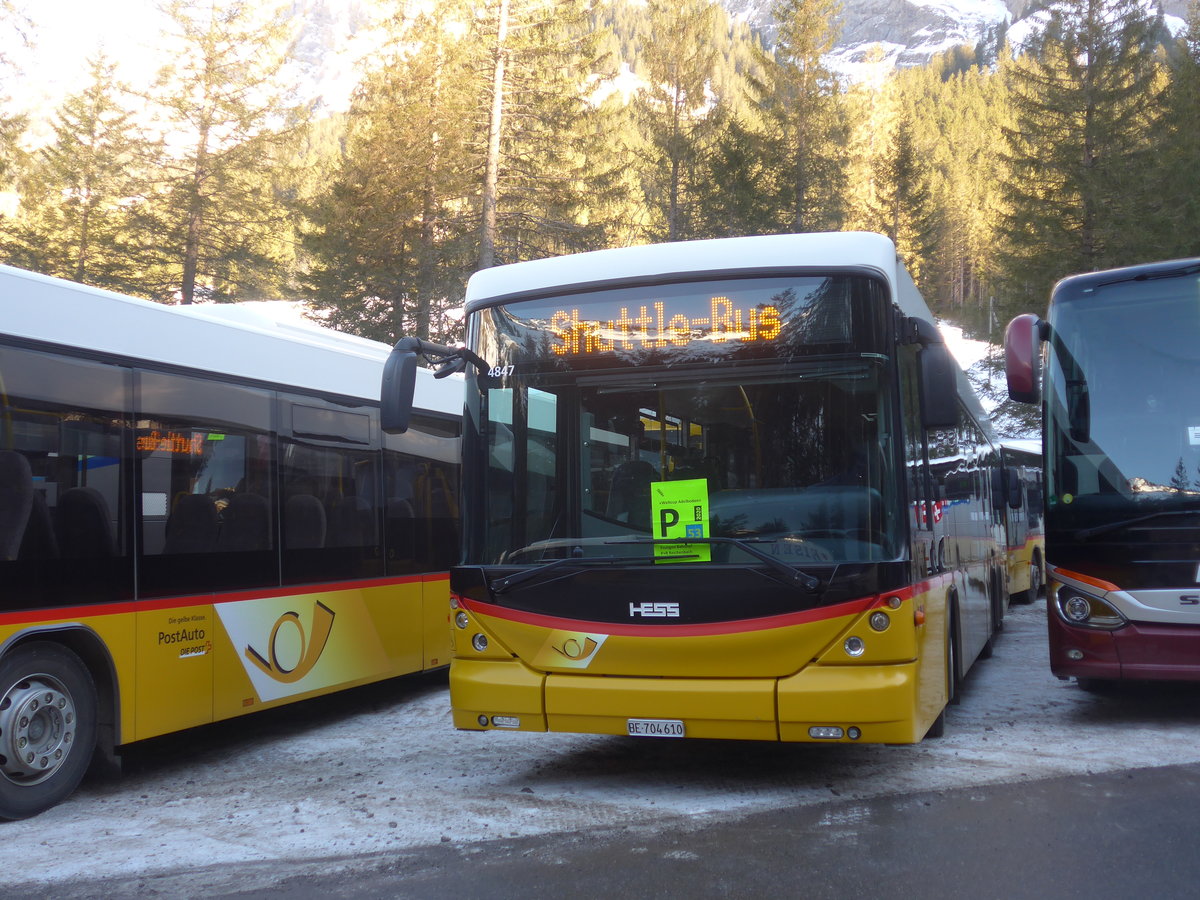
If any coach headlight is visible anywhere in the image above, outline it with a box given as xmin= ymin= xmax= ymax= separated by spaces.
xmin=1055 ymin=588 xmax=1125 ymax=629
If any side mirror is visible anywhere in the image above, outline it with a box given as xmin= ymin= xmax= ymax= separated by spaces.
xmin=908 ymin=317 xmax=959 ymax=430
xmin=1005 ymin=314 xmax=1043 ymax=404
xmin=381 ymin=341 xmax=421 ymax=434
xmin=1006 ymin=467 xmax=1022 ymax=509
xmin=919 ymin=343 xmax=959 ymax=430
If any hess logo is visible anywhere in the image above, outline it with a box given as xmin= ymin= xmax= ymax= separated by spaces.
xmin=245 ymin=601 xmax=336 ymax=683
xmin=629 ymin=602 xmax=680 ymax=618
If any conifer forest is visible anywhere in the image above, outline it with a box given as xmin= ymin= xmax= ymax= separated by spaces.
xmin=2 ymin=0 xmax=1198 ymax=364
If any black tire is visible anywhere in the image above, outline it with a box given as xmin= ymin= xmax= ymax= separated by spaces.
xmin=1026 ymin=556 xmax=1044 ymax=603
xmin=980 ymin=576 xmax=998 ymax=660
xmin=926 ymin=613 xmax=958 ymax=739
xmin=947 ymin=601 xmax=962 ymax=705
xmin=0 ymin=642 xmax=98 ymax=820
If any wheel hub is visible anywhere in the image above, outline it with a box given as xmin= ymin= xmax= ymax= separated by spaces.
xmin=0 ymin=675 xmax=76 ymax=785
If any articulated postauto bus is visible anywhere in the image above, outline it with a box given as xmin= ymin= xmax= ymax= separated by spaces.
xmin=0 ymin=264 xmax=461 ymax=818
xmin=383 ymin=232 xmax=1009 ymax=745
xmin=1006 ymin=257 xmax=1200 ymax=688
xmin=1000 ymin=440 xmax=1046 ymax=603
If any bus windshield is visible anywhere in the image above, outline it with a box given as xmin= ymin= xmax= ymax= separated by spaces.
xmin=471 ymin=274 xmax=902 ymax=567
xmin=1046 ymin=271 xmax=1200 ymax=532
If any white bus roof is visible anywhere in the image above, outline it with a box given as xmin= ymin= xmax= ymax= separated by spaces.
xmin=0 ymin=264 xmax=461 ymax=416
xmin=464 ymin=232 xmax=935 ymax=323
xmin=463 ymin=232 xmax=994 ymax=438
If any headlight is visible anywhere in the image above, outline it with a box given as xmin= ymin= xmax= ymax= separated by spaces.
xmin=869 ymin=611 xmax=890 ymax=632
xmin=1055 ymin=588 xmax=1126 ymax=629
xmin=1063 ymin=595 xmax=1091 ymax=623
xmin=844 ymin=636 xmax=866 ymax=657
xmin=471 ymin=633 xmax=489 ymax=652
xmin=455 ymin=611 xmax=469 ymax=629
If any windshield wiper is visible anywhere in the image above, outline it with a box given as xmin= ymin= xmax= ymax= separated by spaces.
xmin=490 ymin=554 xmax=677 ymax=594
xmin=1073 ymin=509 xmax=1200 ymax=541
xmin=606 ymin=537 xmax=821 ymax=591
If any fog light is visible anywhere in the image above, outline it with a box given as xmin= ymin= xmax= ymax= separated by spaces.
xmin=471 ymin=633 xmax=489 ymax=652
xmin=809 ymin=726 xmax=844 ymax=739
xmin=844 ymin=636 xmax=866 ymax=657
xmin=847 ymin=726 xmax=862 ymax=740
xmin=1066 ymin=648 xmax=1084 ymax=660
xmin=477 ymin=715 xmax=489 ymax=726
xmin=455 ymin=611 xmax=469 ymax=629
xmin=1064 ymin=595 xmax=1090 ymax=623
xmin=869 ymin=611 xmax=890 ymax=632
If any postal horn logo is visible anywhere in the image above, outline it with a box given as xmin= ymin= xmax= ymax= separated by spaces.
xmin=245 ymin=600 xmax=336 ymax=684
xmin=554 ymin=635 xmax=600 ymax=661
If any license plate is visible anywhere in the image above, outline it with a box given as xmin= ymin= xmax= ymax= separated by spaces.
xmin=627 ymin=718 xmax=685 ymax=737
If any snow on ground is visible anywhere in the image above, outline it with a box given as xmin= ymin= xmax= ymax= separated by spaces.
xmin=7 ymin=601 xmax=1200 ymax=891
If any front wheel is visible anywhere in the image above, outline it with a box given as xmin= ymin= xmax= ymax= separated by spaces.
xmin=1025 ymin=557 xmax=1043 ymax=603
xmin=0 ymin=642 xmax=98 ymax=820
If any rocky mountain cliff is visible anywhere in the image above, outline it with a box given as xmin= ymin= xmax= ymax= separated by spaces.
xmin=721 ymin=0 xmax=1190 ymax=78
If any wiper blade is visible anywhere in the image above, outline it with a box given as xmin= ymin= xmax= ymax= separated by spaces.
xmin=491 ymin=555 xmax=666 ymax=594
xmin=606 ymin=537 xmax=821 ymax=591
xmin=1073 ymin=509 xmax=1200 ymax=541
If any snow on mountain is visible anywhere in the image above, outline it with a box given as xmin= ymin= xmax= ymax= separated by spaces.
xmin=723 ymin=0 xmax=1191 ymax=81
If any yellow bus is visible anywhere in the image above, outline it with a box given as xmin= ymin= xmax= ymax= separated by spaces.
xmin=0 ymin=265 xmax=460 ymax=819
xmin=381 ymin=233 xmax=1008 ymax=746
xmin=1000 ymin=440 xmax=1046 ymax=603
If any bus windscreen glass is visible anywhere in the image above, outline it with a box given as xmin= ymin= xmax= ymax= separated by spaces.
xmin=472 ymin=275 xmax=900 ymax=568
xmin=1046 ymin=272 xmax=1200 ymax=532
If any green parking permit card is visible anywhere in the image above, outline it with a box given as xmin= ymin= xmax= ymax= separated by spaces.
xmin=650 ymin=478 xmax=710 ymax=563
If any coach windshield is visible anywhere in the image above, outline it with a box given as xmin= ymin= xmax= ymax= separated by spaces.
xmin=467 ymin=274 xmax=903 ymax=569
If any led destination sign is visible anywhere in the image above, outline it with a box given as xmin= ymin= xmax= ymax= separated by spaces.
xmin=549 ymin=296 xmax=782 ymax=356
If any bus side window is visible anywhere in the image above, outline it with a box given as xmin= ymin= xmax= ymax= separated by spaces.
xmin=384 ymin=420 xmax=460 ymax=575
xmin=136 ymin=371 xmax=276 ymax=598
xmin=280 ymin=398 xmax=383 ymax=585
xmin=0 ymin=345 xmax=131 ymax=610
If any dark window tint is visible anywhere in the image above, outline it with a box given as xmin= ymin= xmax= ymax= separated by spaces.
xmin=384 ymin=451 xmax=460 ymax=574
xmin=0 ymin=345 xmax=132 ymax=610
xmin=136 ymin=371 xmax=277 ymax=597
xmin=280 ymin=398 xmax=383 ymax=585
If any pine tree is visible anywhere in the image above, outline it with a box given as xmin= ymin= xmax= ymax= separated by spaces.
xmin=690 ymin=111 xmax=778 ymax=238
xmin=474 ymin=0 xmax=612 ymax=266
xmin=303 ymin=0 xmax=478 ymax=343
xmin=1000 ymin=0 xmax=1168 ymax=310
xmin=630 ymin=0 xmax=720 ymax=241
xmin=1 ymin=55 xmax=146 ymax=291
xmin=1157 ymin=0 xmax=1200 ymax=259
xmin=138 ymin=0 xmax=307 ymax=303
xmin=862 ymin=108 xmax=938 ymax=280
xmin=0 ymin=0 xmax=30 ymax=204
xmin=758 ymin=0 xmax=846 ymax=233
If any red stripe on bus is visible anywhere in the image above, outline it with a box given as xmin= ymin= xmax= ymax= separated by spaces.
xmin=457 ymin=574 xmax=951 ymax=638
xmin=0 ymin=572 xmax=446 ymax=627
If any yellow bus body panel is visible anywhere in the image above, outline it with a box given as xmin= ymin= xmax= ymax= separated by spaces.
xmin=1006 ymin=535 xmax=1044 ymax=596
xmin=0 ymin=611 xmax=139 ymax=744
xmin=2 ymin=574 xmax=450 ymax=746
xmin=450 ymin=656 xmax=547 ymax=730
xmin=448 ymin=592 xmax=944 ymax=743
xmin=776 ymin=662 xmax=921 ymax=743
